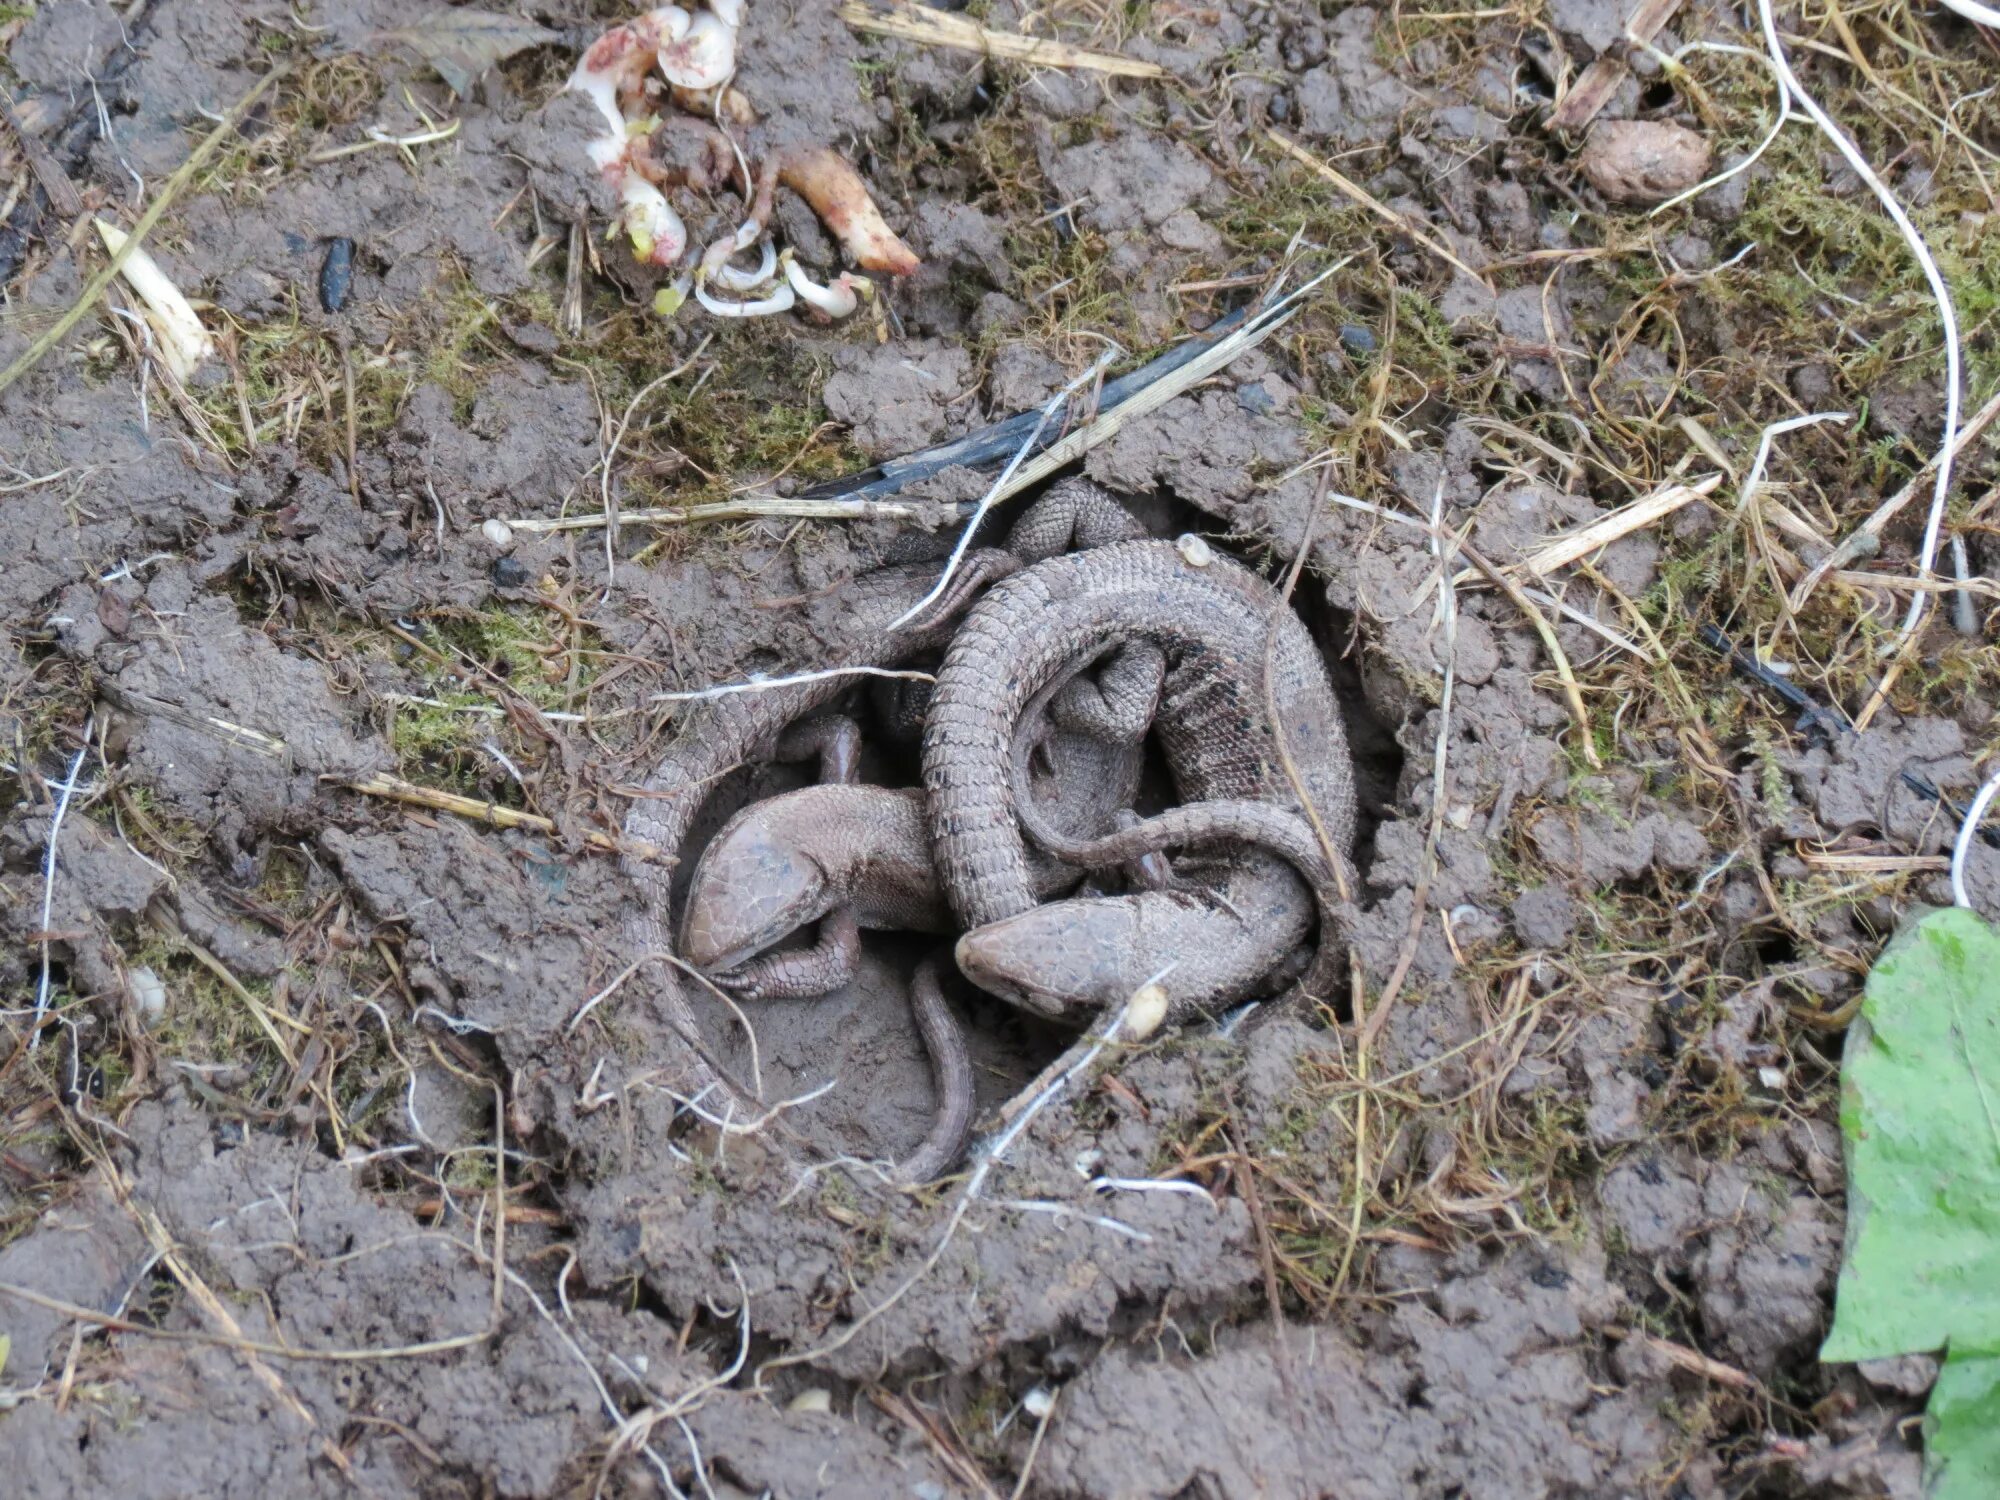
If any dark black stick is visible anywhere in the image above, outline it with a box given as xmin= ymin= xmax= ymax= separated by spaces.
xmin=1696 ymin=623 xmax=2000 ymax=848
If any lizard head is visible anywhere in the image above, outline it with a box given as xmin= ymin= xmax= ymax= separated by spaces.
xmin=680 ymin=804 xmax=838 ymax=974
xmin=954 ymin=896 xmax=1154 ymax=1023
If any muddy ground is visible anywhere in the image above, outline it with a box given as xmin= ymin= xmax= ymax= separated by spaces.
xmin=1 ymin=0 xmax=1996 ymax=1494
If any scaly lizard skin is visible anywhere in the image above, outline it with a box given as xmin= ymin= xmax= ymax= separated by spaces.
xmin=678 ymin=731 xmax=1146 ymax=1183
xmin=621 ymin=480 xmax=1145 ymax=1099
xmin=680 ymin=718 xmax=1146 ymax=989
xmin=923 ymin=535 xmax=1359 ymax=1026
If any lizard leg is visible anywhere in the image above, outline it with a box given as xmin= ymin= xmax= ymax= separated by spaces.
xmin=1114 ymin=808 xmax=1177 ymax=892
xmin=724 ymin=714 xmax=866 ymax=998
xmin=869 ymin=669 xmax=933 ymax=746
xmin=774 ymin=713 xmax=862 ymax=784
xmin=1048 ymin=640 xmax=1166 ymax=744
xmin=712 ymin=906 xmax=862 ymax=999
xmin=1006 ymin=476 xmax=1149 ymax=561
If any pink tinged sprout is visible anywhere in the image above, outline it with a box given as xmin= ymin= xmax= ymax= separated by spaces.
xmin=781 ymin=250 xmax=871 ymax=320
xmin=567 ymin=19 xmax=688 ymax=266
xmin=659 ymin=9 xmax=737 ymax=91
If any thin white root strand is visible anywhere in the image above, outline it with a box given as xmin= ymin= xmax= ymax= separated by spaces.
xmin=95 ymin=219 xmax=214 ymax=382
xmin=781 ymin=250 xmax=869 ymax=319
xmin=648 ymin=665 xmax=935 ymax=704
xmin=1651 ymin=42 xmax=1792 ymax=217
xmin=1951 ymin=770 xmax=2000 ymax=911
xmin=1737 ymin=412 xmax=1853 ymax=513
xmin=711 ymin=237 xmax=777 ymax=293
xmin=1938 ymin=0 xmax=2000 ymax=26
xmin=31 ymin=718 xmax=95 ymax=1047
xmin=694 ymin=277 xmax=794 ymax=317
xmin=1756 ymin=0 xmax=1962 ymax=667
xmin=699 ymin=218 xmax=761 ymax=281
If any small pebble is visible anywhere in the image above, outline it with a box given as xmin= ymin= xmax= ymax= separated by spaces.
xmin=1022 ymin=1385 xmax=1057 ymax=1420
xmin=1175 ymin=534 xmax=1214 ymax=568
xmin=1124 ymin=981 xmax=1170 ymax=1040
xmin=1235 ymin=381 xmax=1276 ymax=415
xmin=1339 ymin=323 xmax=1377 ymax=355
xmin=481 ymin=517 xmax=514 ymax=548
xmin=490 ymin=556 xmax=530 ymax=588
xmin=318 ymin=237 xmax=356 ymax=313
xmin=128 ymin=966 xmax=167 ymax=1028
xmin=1579 ymin=120 xmax=1712 ymax=205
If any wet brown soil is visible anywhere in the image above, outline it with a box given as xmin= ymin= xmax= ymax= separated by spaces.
xmin=2 ymin=0 xmax=1995 ymax=1495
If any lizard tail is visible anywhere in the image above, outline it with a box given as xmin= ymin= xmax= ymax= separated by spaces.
xmin=894 ymin=956 xmax=975 ymax=1184
xmin=1009 ymin=795 xmax=1356 ymax=1010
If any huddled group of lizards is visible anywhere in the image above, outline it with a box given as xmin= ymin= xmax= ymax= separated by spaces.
xmin=622 ymin=479 xmax=1360 ymax=1181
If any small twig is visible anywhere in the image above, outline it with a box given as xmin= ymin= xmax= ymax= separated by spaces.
xmin=1364 ymin=472 xmax=1461 ymax=1061
xmin=503 ymin=495 xmax=961 ymax=534
xmin=1493 ymin=472 xmax=1723 ymax=582
xmin=1265 ymin=131 xmax=1492 ymax=289
xmin=345 ymin=772 xmax=661 ymax=860
xmin=0 ymin=84 xmax=83 ymax=218
xmin=1008 ymin=1388 xmax=1058 ymax=1500
xmin=839 ymin=0 xmax=1165 ymax=77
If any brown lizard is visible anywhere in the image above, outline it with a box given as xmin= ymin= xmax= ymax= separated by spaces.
xmin=922 ymin=534 xmax=1359 ymax=1027
xmin=620 ymin=479 xmax=1146 ymax=1102
xmin=679 ymin=691 xmax=1155 ymax=1181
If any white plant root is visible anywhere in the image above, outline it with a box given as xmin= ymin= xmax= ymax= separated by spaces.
xmin=570 ymin=1 xmax=920 ymax=316
xmin=781 ymin=249 xmax=869 ymax=319
xmin=94 ymin=218 xmax=214 ymax=382
xmin=1753 ymin=0 xmax=1962 ymax=697
xmin=567 ymin=22 xmax=688 ymax=267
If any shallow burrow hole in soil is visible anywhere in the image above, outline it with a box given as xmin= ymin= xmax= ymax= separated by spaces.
xmin=661 ymin=475 xmax=1407 ymax=1169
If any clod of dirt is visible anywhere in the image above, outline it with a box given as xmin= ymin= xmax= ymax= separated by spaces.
xmin=1693 ymin=1162 xmax=1842 ymax=1375
xmin=101 ymin=596 xmax=383 ymax=849
xmin=0 ymin=1174 xmax=154 ymax=1375
xmin=1580 ymin=120 xmax=1713 ymax=205
xmin=821 ymin=339 xmax=977 ymax=458
xmin=7 ymin=0 xmax=126 ymax=89
xmin=1293 ymin=7 xmax=1416 ymax=144
xmin=1040 ymin=1240 xmax=1675 ymax=1500
xmin=1038 ymin=126 xmax=1221 ymax=234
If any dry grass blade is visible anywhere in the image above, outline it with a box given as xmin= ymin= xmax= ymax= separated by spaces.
xmin=1547 ymin=0 xmax=1685 ymax=130
xmin=1798 ymin=851 xmax=1949 ymax=874
xmin=346 ymin=772 xmax=663 ymax=860
xmin=1265 ymin=131 xmax=1493 ymax=289
xmin=840 ymin=0 xmax=1165 ymax=78
xmin=1497 ymin=473 xmax=1722 ymax=581
xmin=0 ymin=64 xmax=293 ymax=399
xmin=1789 ymin=384 xmax=2000 ymax=612
xmin=502 ymin=496 xmax=954 ymax=533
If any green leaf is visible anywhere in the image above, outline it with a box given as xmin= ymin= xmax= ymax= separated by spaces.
xmin=1822 ymin=906 xmax=2000 ymax=1363
xmin=1928 ymin=1348 xmax=2000 ymax=1500
xmin=0 ymin=1332 xmax=8 ymax=1379
xmin=373 ymin=10 xmax=560 ymax=96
